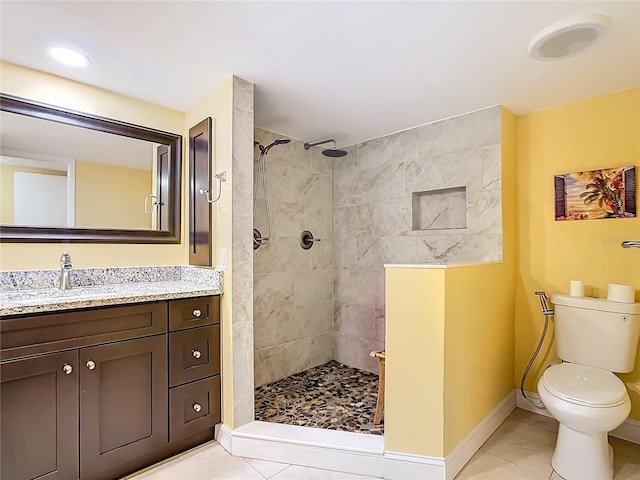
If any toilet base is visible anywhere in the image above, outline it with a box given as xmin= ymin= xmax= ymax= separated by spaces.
xmin=552 ymin=424 xmax=614 ymax=480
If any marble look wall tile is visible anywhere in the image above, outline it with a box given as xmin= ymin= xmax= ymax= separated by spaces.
xmin=253 ymin=128 xmax=334 ymax=384
xmin=373 ymin=199 xmax=412 ymax=237
xmin=232 ymin=320 xmax=255 ymax=427
xmin=298 ymin=173 xmax=332 ymax=208
xmin=310 ymin=149 xmax=333 ymax=176
xmin=357 ymin=128 xmax=419 ymax=171
xmin=232 ymin=214 xmax=254 ymax=324
xmin=254 ymin=237 xmax=309 ymax=274
xmin=416 ymin=234 xmax=502 ymax=263
xmin=254 ymin=332 xmax=333 ymax=387
xmin=405 ymin=149 xmax=482 ymax=196
xmin=356 ymin=236 xmax=417 ymax=271
xmin=333 ymin=204 xmax=375 ymax=238
xmin=333 ymin=331 xmax=383 ymax=375
xmin=272 ymin=202 xmax=331 ymax=239
xmin=374 ymin=307 xmax=385 ymax=343
xmin=254 ymin=301 xmax=333 ymax=350
xmin=467 ymin=187 xmax=503 ymax=235
xmin=333 ymin=153 xmax=358 ymax=208
xmin=351 ymin=162 xmax=405 ymax=206
xmin=333 ymin=238 xmax=357 ymax=270
xmin=262 ymin=163 xmax=312 ymax=204
xmin=253 ymin=272 xmax=294 ymax=312
xmin=305 ymin=239 xmax=333 ymax=271
xmin=294 ymin=269 xmax=333 ymax=305
xmin=413 ymin=105 xmax=501 ymax=156
xmin=255 ymin=130 xmax=310 ymax=172
xmin=481 ymin=143 xmax=501 ymax=189
xmin=333 ymin=302 xmax=376 ymax=340
xmin=333 ymin=269 xmax=385 ymax=308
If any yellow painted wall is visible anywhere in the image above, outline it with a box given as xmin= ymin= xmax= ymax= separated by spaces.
xmin=75 ymin=160 xmax=151 ymax=229
xmin=385 ymin=267 xmax=446 ymax=456
xmin=443 ymin=264 xmax=514 ymax=454
xmin=0 ymin=62 xmax=186 ymax=270
xmin=515 ymin=87 xmax=640 ymax=419
xmin=184 ymin=78 xmax=236 ymax=427
xmin=385 ymin=262 xmax=515 ymax=458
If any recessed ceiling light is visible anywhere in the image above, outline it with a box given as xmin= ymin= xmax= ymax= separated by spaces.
xmin=528 ymin=14 xmax=611 ymax=61
xmin=48 ymin=46 xmax=90 ymax=67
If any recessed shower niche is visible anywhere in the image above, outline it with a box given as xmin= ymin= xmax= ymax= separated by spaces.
xmin=411 ymin=186 xmax=467 ymax=230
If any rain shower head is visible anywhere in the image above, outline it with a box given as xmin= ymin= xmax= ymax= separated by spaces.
xmin=322 ymin=148 xmax=348 ymax=157
xmin=304 ymin=139 xmax=348 ymax=158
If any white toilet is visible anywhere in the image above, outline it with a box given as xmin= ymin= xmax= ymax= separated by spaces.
xmin=538 ymin=294 xmax=640 ymax=480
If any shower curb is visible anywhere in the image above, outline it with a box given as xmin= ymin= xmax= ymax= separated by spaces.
xmin=216 ymin=391 xmax=517 ymax=479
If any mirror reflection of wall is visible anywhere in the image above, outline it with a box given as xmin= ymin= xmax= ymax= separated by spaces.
xmin=0 ymin=155 xmax=73 ymax=227
xmin=0 ymin=110 xmax=167 ymax=231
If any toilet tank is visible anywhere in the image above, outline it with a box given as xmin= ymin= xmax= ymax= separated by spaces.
xmin=550 ymin=294 xmax=640 ymax=373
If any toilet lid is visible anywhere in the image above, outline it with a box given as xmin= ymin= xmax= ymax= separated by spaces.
xmin=541 ymin=363 xmax=628 ymax=407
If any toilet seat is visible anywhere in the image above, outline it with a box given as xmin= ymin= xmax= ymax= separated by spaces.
xmin=541 ymin=363 xmax=628 ymax=407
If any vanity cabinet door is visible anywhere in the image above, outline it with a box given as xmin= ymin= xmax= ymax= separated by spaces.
xmin=79 ymin=335 xmax=168 ymax=479
xmin=0 ymin=351 xmax=79 ymax=480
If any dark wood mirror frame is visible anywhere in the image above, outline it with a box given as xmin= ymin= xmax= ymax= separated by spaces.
xmin=0 ymin=93 xmax=182 ymax=244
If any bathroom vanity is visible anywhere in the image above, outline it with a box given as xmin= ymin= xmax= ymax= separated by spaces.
xmin=0 ymin=286 xmax=221 ymax=480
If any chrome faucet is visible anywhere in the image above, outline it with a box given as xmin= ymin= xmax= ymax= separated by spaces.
xmin=59 ymin=253 xmax=73 ymax=290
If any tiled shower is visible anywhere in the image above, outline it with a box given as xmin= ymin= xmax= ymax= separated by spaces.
xmin=253 ymin=106 xmax=504 ymax=426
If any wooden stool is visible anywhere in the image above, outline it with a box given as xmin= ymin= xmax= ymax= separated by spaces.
xmin=369 ymin=349 xmax=385 ymax=425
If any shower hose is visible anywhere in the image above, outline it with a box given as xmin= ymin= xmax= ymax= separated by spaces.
xmin=520 ymin=292 xmax=554 ymax=406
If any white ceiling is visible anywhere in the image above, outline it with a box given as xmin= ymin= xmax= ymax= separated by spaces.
xmin=1 ymin=1 xmax=638 ymax=147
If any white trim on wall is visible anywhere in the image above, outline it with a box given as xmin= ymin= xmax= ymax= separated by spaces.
xmin=216 ymin=390 xmax=516 ymax=479
xmin=516 ymin=389 xmax=640 ymax=444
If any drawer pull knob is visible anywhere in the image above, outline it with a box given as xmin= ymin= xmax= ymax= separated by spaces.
xmin=193 ymin=403 xmax=202 ymax=413
xmin=62 ymin=364 xmax=73 ymax=375
xmin=192 ymin=309 xmax=202 ymax=318
xmin=192 ymin=349 xmax=202 ymax=359
xmin=86 ymin=360 xmax=96 ymax=370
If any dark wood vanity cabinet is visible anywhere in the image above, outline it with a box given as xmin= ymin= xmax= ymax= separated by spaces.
xmin=0 ymin=351 xmax=79 ymax=480
xmin=0 ymin=295 xmax=221 ymax=480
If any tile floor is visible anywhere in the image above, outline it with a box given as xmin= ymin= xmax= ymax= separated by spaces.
xmin=127 ymin=408 xmax=640 ymax=480
xmin=255 ymin=361 xmax=384 ymax=435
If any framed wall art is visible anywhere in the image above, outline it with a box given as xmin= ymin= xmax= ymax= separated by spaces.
xmin=554 ymin=165 xmax=636 ymax=221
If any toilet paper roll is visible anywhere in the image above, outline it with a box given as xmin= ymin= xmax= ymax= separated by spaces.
xmin=569 ymin=280 xmax=584 ymax=297
xmin=607 ymin=283 xmax=635 ymax=303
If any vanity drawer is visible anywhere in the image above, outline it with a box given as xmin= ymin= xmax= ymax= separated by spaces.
xmin=169 ymin=296 xmax=219 ymax=331
xmin=0 ymin=302 xmax=168 ymax=361
xmin=169 ymin=325 xmax=220 ymax=387
xmin=170 ymin=375 xmax=220 ymax=442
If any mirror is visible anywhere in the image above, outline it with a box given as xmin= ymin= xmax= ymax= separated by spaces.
xmin=0 ymin=93 xmax=182 ymax=243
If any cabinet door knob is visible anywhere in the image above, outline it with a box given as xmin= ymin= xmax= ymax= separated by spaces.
xmin=193 ymin=403 xmax=202 ymax=413
xmin=192 ymin=349 xmax=202 ymax=359
xmin=62 ymin=364 xmax=73 ymax=375
xmin=192 ymin=309 xmax=202 ymax=318
xmin=86 ymin=360 xmax=96 ymax=370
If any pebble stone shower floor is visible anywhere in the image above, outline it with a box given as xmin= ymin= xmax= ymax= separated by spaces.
xmin=255 ymin=360 xmax=384 ymax=435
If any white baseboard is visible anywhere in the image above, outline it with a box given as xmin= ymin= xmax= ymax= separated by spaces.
xmin=516 ymin=389 xmax=640 ymax=444
xmin=216 ymin=391 xmax=517 ymax=479
xmin=444 ymin=391 xmax=516 ymax=480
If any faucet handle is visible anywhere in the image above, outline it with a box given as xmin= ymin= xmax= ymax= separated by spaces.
xmin=60 ymin=252 xmax=72 ymax=265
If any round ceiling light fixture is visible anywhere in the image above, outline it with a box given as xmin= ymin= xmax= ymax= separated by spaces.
xmin=48 ymin=46 xmax=90 ymax=67
xmin=528 ymin=14 xmax=611 ymax=61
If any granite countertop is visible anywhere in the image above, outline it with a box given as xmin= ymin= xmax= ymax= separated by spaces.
xmin=0 ymin=266 xmax=223 ymax=317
